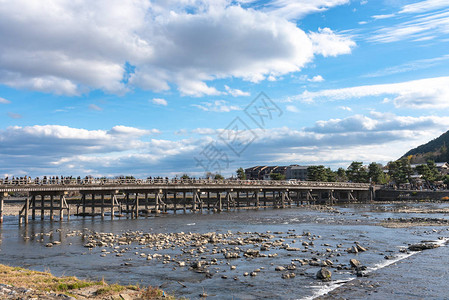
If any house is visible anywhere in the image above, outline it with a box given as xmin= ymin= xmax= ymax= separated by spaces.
xmin=286 ymin=165 xmax=308 ymax=181
xmin=244 ymin=165 xmax=306 ymax=180
xmin=435 ymin=162 xmax=449 ymax=175
xmin=410 ymin=162 xmax=449 ymax=176
xmin=244 ymin=166 xmax=267 ymax=180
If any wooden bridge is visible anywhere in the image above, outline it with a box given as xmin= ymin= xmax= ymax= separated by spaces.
xmin=0 ymin=179 xmax=373 ymax=224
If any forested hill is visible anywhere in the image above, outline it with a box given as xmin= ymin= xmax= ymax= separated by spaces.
xmin=402 ymin=130 xmax=449 ymax=163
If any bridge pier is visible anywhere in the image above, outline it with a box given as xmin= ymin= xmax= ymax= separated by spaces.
xmin=0 ymin=192 xmax=6 ymax=224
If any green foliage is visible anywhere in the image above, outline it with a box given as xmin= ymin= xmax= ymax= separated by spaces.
xmin=336 ymin=167 xmax=348 ymax=182
xmin=388 ymin=157 xmax=412 ymax=186
xmin=404 ymin=130 xmax=449 ymax=156
xmin=307 ymin=165 xmax=336 ymax=182
xmin=416 ymin=160 xmax=442 ymax=184
xmin=181 ymin=174 xmax=190 ymax=180
xmin=346 ymin=161 xmax=368 ymax=183
xmin=368 ymin=162 xmax=384 ymax=184
xmin=403 ymin=130 xmax=449 ymax=163
xmin=236 ymin=167 xmax=246 ymax=180
xmin=214 ymin=174 xmax=224 ymax=180
xmin=307 ymin=165 xmax=327 ymax=181
xmin=443 ymin=175 xmax=449 ymax=186
xmin=270 ymin=172 xmax=286 ymax=181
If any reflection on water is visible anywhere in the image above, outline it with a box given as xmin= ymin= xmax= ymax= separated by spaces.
xmin=0 ymin=203 xmax=448 ymax=299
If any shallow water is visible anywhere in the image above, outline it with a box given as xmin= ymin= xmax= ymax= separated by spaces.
xmin=0 ymin=203 xmax=448 ymax=299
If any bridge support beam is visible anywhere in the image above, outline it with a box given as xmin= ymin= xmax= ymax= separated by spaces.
xmin=0 ymin=192 xmax=6 ymax=224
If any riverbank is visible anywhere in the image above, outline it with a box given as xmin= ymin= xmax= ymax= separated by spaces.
xmin=0 ymin=264 xmax=172 ymax=299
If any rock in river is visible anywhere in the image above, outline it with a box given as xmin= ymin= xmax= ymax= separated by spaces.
xmin=316 ymin=267 xmax=332 ymax=281
xmin=408 ymin=242 xmax=440 ymax=251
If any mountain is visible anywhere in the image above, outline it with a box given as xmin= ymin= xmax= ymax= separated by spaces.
xmin=402 ymin=130 xmax=449 ymax=164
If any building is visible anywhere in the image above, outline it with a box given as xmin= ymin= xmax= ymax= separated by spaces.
xmin=285 ymin=165 xmax=308 ymax=181
xmin=410 ymin=162 xmax=449 ymax=176
xmin=245 ymin=165 xmax=307 ymax=180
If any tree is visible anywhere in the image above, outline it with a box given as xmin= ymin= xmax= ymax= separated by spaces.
xmin=388 ymin=157 xmax=412 ymax=187
xmin=443 ymin=175 xmax=449 ymax=187
xmin=368 ymin=162 xmax=384 ymax=184
xmin=307 ymin=165 xmax=327 ymax=181
xmin=336 ymin=167 xmax=348 ymax=182
xmin=181 ymin=174 xmax=190 ymax=180
xmin=270 ymin=173 xmax=286 ymax=180
xmin=214 ymin=174 xmax=224 ymax=180
xmin=325 ymin=167 xmax=337 ymax=182
xmin=416 ymin=160 xmax=441 ymax=186
xmin=347 ymin=161 xmax=368 ymax=183
xmin=236 ymin=167 xmax=246 ymax=180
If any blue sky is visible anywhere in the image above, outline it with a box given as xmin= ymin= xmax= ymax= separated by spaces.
xmin=1 ymin=0 xmax=449 ymax=178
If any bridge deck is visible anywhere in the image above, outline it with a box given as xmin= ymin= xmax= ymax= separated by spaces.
xmin=0 ymin=180 xmax=370 ymax=193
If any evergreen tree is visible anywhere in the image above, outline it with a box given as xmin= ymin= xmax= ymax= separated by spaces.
xmin=368 ymin=162 xmax=384 ymax=183
xmin=236 ymin=167 xmax=246 ymax=180
xmin=347 ymin=161 xmax=368 ymax=183
xmin=270 ymin=173 xmax=286 ymax=180
xmin=336 ymin=167 xmax=348 ymax=182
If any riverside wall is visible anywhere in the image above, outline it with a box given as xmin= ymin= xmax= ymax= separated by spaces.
xmin=375 ymin=189 xmax=449 ymax=201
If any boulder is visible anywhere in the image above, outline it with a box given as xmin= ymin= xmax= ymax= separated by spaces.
xmin=350 ymin=259 xmax=360 ymax=268
xmin=275 ymin=266 xmax=286 ymax=271
xmin=408 ymin=243 xmax=440 ymax=251
xmin=316 ymin=267 xmax=332 ymax=281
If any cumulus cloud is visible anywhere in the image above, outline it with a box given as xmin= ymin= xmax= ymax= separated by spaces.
xmin=297 ymin=76 xmax=449 ymax=109
xmin=0 ymin=1 xmax=354 ymax=97
xmin=192 ymin=100 xmax=241 ymax=112
xmin=1 ymin=112 xmax=448 ymax=176
xmin=309 ymin=28 xmax=356 ymax=57
xmin=224 ymin=85 xmax=250 ymax=97
xmin=308 ymin=75 xmax=324 ymax=82
xmin=305 ymin=113 xmax=449 ymax=134
xmin=152 ymin=98 xmax=168 ymax=106
xmin=0 ymin=97 xmax=11 ymax=104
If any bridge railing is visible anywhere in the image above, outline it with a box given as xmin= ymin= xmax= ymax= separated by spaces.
xmin=0 ymin=177 xmax=371 ymax=189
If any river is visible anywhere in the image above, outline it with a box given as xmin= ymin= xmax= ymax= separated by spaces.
xmin=1 ymin=202 xmax=448 ymax=299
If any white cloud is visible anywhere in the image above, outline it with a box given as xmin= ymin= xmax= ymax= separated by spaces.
xmin=224 ymin=85 xmax=250 ymax=97
xmin=263 ymin=0 xmax=350 ymax=20
xmin=192 ymin=100 xmax=241 ymax=112
xmin=372 ymin=14 xmax=396 ymax=20
xmin=88 ymin=104 xmax=103 ymax=111
xmin=399 ymin=0 xmax=449 ymax=14
xmin=0 ymin=1 xmax=354 ymax=97
xmin=1 ymin=112 xmax=448 ymax=176
xmin=308 ymin=28 xmax=356 ymax=57
xmin=297 ymin=76 xmax=449 ymax=109
xmin=305 ymin=112 xmax=449 ymax=134
xmin=0 ymin=97 xmax=11 ymax=104
xmin=152 ymin=98 xmax=168 ymax=106
xmin=369 ymin=10 xmax=449 ymax=43
xmin=286 ymin=105 xmax=300 ymax=113
xmin=308 ymin=75 xmax=324 ymax=82
xmin=339 ymin=106 xmax=352 ymax=111
xmin=108 ymin=125 xmax=159 ymax=136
